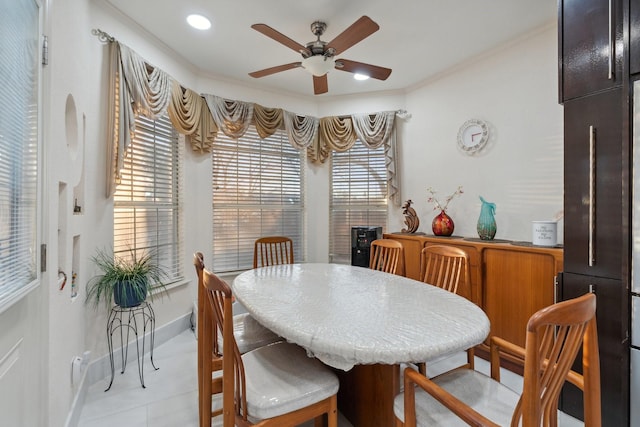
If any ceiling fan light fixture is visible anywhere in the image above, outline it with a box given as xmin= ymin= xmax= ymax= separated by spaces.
xmin=186 ymin=14 xmax=211 ymax=30
xmin=353 ymin=73 xmax=370 ymax=81
xmin=301 ymin=55 xmax=335 ymax=77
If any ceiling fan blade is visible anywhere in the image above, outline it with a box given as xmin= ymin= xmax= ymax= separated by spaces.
xmin=251 ymin=24 xmax=310 ymax=55
xmin=249 ymin=62 xmax=301 ymax=78
xmin=335 ymin=59 xmax=392 ymax=80
xmin=313 ymin=75 xmax=328 ymax=95
xmin=326 ymin=16 xmax=379 ymax=55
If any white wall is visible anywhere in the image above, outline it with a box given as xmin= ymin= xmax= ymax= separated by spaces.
xmin=41 ymin=1 xmax=562 ymax=425
xmin=45 ymin=0 xmax=107 ymax=423
xmin=313 ymin=24 xmax=563 ymax=242
xmin=44 ymin=1 xmax=206 ymax=425
xmin=396 ymin=24 xmax=563 ymax=241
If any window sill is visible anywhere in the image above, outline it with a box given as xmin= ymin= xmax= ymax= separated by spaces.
xmin=0 ymin=280 xmax=40 ymax=316
xmin=150 ymin=278 xmax=188 ymax=296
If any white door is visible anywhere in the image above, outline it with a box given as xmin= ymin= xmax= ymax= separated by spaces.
xmin=0 ymin=0 xmax=46 ymax=425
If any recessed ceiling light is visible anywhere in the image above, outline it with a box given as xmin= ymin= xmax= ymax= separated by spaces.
xmin=187 ymin=14 xmax=211 ymax=30
xmin=353 ymin=73 xmax=370 ymax=81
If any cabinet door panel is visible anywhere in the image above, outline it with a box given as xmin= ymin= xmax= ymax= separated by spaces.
xmin=483 ymin=248 xmax=556 ymax=348
xmin=631 ymin=0 xmax=640 ymax=75
xmin=560 ymin=0 xmax=623 ymax=101
xmin=559 ymin=272 xmax=628 ymax=426
xmin=563 ymin=89 xmax=622 ymax=278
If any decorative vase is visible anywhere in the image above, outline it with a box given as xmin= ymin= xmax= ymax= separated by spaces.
xmin=432 ymin=210 xmax=454 ymax=236
xmin=114 ymin=279 xmax=147 ymax=308
xmin=477 ymin=196 xmax=497 ymax=240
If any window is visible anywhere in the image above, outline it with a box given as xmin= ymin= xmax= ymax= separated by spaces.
xmin=114 ymin=114 xmax=183 ymax=285
xmin=212 ymin=126 xmax=304 ymax=273
xmin=0 ymin=0 xmax=39 ymax=310
xmin=330 ymin=140 xmax=387 ymax=264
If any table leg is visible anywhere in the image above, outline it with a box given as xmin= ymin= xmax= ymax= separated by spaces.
xmin=335 ymin=363 xmax=400 ymax=427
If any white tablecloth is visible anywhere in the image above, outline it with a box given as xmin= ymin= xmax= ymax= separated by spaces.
xmin=232 ymin=263 xmax=490 ymax=371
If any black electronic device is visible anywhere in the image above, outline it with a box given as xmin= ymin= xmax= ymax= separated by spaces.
xmin=351 ymin=226 xmax=382 ymax=267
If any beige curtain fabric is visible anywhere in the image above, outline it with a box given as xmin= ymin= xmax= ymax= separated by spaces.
xmin=119 ymin=43 xmax=173 ymax=118
xmin=107 ymin=42 xmax=173 ymax=195
xmin=283 ymin=110 xmax=320 ymax=160
xmin=189 ymin=100 xmax=218 ymax=154
xmin=106 ymin=41 xmax=120 ymax=196
xmin=106 ymin=42 xmax=136 ymax=196
xmin=351 ymin=111 xmax=400 ymax=205
xmin=103 ymin=40 xmax=405 ymax=200
xmin=319 ymin=116 xmax=357 ymax=152
xmin=167 ymin=82 xmax=218 ymax=153
xmin=204 ymin=94 xmax=253 ymax=139
xmin=351 ymin=112 xmax=395 ymax=149
xmin=253 ymin=104 xmax=283 ymax=139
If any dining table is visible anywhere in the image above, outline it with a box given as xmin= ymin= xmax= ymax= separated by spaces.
xmin=232 ymin=263 xmax=490 ymax=427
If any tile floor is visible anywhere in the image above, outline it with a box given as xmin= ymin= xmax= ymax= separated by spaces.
xmin=78 ymin=328 xmax=584 ymax=427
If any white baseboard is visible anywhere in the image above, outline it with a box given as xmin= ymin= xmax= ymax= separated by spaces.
xmin=63 ymin=357 xmax=90 ymax=427
xmin=64 ymin=312 xmax=192 ymax=427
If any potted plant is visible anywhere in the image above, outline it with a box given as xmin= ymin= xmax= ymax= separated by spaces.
xmin=86 ymin=247 xmax=168 ymax=309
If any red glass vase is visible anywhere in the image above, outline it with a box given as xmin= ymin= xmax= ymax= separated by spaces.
xmin=432 ymin=210 xmax=454 ymax=236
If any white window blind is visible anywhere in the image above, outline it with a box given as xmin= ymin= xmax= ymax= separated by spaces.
xmin=212 ymin=126 xmax=304 ymax=273
xmin=0 ymin=0 xmax=39 ymax=309
xmin=114 ymin=114 xmax=183 ymax=285
xmin=330 ymin=140 xmax=387 ymax=264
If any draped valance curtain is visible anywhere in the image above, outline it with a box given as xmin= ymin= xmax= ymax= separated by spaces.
xmin=106 ymin=39 xmax=400 ymax=204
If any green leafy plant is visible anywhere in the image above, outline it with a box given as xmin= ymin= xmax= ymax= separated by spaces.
xmin=85 ymin=247 xmax=168 ymax=309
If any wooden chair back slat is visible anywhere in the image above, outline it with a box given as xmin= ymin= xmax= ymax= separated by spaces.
xmin=369 ymin=239 xmax=405 ymax=276
xmin=417 ymin=244 xmax=474 ymax=373
xmin=253 ymin=236 xmax=294 ymax=268
xmin=420 ymin=245 xmax=470 ymax=295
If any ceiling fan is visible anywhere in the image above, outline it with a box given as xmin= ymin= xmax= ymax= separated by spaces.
xmin=248 ymin=16 xmax=392 ymax=95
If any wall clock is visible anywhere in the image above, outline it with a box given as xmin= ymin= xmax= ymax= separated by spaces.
xmin=457 ymin=119 xmax=489 ymax=154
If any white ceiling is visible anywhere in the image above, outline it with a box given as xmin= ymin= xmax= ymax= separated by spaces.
xmin=104 ymin=0 xmax=557 ymax=98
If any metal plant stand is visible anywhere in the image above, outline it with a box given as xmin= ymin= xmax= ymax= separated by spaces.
xmin=105 ymin=301 xmax=158 ymax=391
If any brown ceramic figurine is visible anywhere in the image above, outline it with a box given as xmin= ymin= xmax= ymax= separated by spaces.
xmin=401 ymin=199 xmax=420 ymax=233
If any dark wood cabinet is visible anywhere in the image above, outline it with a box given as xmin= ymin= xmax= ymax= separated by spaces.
xmin=382 ymin=234 xmax=563 ymax=351
xmin=559 ymin=1 xmax=630 ymax=423
xmin=631 ymin=0 xmax=640 ymax=74
xmin=559 ymin=272 xmax=628 ymax=427
xmin=563 ymin=88 xmax=623 ymax=279
xmin=559 ymin=0 xmax=623 ymax=102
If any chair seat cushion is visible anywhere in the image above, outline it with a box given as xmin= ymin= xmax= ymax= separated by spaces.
xmin=393 ymin=369 xmax=520 ymax=426
xmin=242 ymin=341 xmax=340 ymax=421
xmin=225 ymin=313 xmax=281 ymax=354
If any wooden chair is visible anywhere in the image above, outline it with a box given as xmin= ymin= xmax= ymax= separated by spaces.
xmin=253 ymin=236 xmax=294 ymax=268
xmin=394 ymin=292 xmax=601 ymax=427
xmin=194 ymin=253 xmax=280 ymax=427
xmin=202 ymin=266 xmax=339 ymax=427
xmin=419 ymin=245 xmax=471 ymax=296
xmin=417 ymin=245 xmax=474 ymax=373
xmin=369 ymin=239 xmax=405 ymax=276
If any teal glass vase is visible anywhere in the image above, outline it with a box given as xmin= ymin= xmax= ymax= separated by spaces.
xmin=477 ymin=196 xmax=496 ymax=240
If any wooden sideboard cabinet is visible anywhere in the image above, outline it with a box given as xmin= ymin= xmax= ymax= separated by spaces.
xmin=383 ymin=233 xmax=563 ymax=350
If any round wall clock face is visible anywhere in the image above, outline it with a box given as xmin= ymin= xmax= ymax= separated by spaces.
xmin=457 ymin=119 xmax=489 ymax=154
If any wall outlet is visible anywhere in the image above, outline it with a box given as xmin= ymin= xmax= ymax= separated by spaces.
xmin=70 ymin=356 xmax=83 ymax=386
